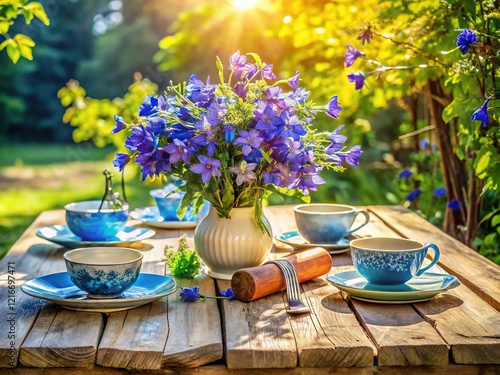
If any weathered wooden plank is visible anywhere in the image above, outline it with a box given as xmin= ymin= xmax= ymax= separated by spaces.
xmin=96 ymin=301 xmax=169 ymax=370
xmin=297 ymin=277 xmax=375 ymax=367
xmin=0 ymin=211 xmax=70 ymax=367
xmin=328 ymin=264 xmax=449 ymax=367
xmin=162 ymin=275 xmax=223 ymax=368
xmin=368 ymin=205 xmax=500 ymax=310
xmin=219 ymin=279 xmax=297 ymax=369
xmin=348 ymin=299 xmax=449 ymax=366
xmin=414 ymin=283 xmax=500 ymax=364
xmin=20 ymin=303 xmax=104 ymax=367
xmin=3 ymin=364 xmax=500 ymax=375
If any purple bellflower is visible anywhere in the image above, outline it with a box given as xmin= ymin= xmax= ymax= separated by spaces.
xmin=347 ymin=71 xmax=366 ymax=90
xmin=345 ymin=44 xmax=366 ymax=68
xmin=190 ymin=155 xmax=222 ymax=183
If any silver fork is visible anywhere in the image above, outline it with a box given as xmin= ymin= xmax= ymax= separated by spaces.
xmin=266 ymin=259 xmax=311 ymax=314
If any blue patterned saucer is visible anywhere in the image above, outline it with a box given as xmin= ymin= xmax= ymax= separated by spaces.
xmin=327 ymin=269 xmax=460 ymax=304
xmin=130 ymin=206 xmax=200 ymax=229
xmin=274 ymin=230 xmax=355 ymax=254
xmin=21 ymin=272 xmax=177 ymax=313
xmin=36 ymin=225 xmax=155 ymax=249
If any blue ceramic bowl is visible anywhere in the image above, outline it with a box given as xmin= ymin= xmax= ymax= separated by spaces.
xmin=293 ymin=204 xmax=370 ymax=244
xmin=150 ymin=189 xmax=210 ymax=222
xmin=64 ymin=247 xmax=143 ymax=298
xmin=350 ymin=237 xmax=440 ymax=285
xmin=65 ymin=200 xmax=129 ymax=241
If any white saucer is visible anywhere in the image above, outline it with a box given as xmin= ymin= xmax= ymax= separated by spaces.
xmin=22 ymin=272 xmax=177 ymax=313
xmin=274 ymin=230 xmax=355 ymax=254
xmin=326 ymin=269 xmax=460 ymax=304
xmin=130 ymin=206 xmax=199 ymax=229
xmin=36 ymin=225 xmax=155 ymax=249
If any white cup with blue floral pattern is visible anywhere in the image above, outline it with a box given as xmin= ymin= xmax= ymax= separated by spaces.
xmin=350 ymin=237 xmax=440 ymax=285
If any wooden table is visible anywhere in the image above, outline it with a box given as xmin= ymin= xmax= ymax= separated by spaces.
xmin=0 ymin=205 xmax=499 ymax=374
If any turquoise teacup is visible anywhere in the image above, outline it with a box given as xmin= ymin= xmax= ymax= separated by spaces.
xmin=350 ymin=237 xmax=441 ymax=285
xmin=293 ymin=204 xmax=370 ymax=244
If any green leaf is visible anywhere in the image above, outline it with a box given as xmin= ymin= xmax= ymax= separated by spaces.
xmin=474 ymin=147 xmax=493 ymax=179
xmin=6 ymin=43 xmax=20 ymax=63
xmin=23 ymin=2 xmax=49 ymax=25
xmin=21 ymin=9 xmax=34 ymax=24
xmin=0 ymin=38 xmax=14 ymax=51
xmin=216 ymin=55 xmax=224 ymax=84
xmin=0 ymin=20 xmax=12 ymax=33
xmin=247 ymin=52 xmax=262 ymax=66
xmin=492 ymin=215 xmax=500 ymax=227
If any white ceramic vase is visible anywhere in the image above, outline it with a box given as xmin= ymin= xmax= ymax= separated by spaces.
xmin=194 ymin=206 xmax=273 ymax=280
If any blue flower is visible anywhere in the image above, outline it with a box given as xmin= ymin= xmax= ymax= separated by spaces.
xmin=139 ymin=95 xmax=159 ymax=117
xmin=180 ymin=287 xmax=199 ymax=302
xmin=220 ymin=288 xmax=236 ymax=301
xmin=447 ymin=199 xmax=461 ymax=211
xmin=288 ymin=71 xmax=299 ymax=90
xmin=406 ymin=189 xmax=422 ymax=202
xmin=345 ymin=43 xmax=366 ymax=68
xmin=471 ymin=98 xmax=490 ymax=127
xmin=325 ymin=96 xmax=342 ymax=119
xmin=456 ymin=29 xmax=477 ymax=54
xmin=111 ymin=115 xmax=126 ymax=134
xmin=398 ymin=169 xmax=413 ymax=179
xmin=112 ymin=153 xmax=130 ymax=172
xmin=347 ymin=71 xmax=366 ymax=90
xmin=433 ymin=187 xmax=447 ymax=198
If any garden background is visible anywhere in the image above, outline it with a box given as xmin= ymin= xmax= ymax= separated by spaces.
xmin=1 ymin=0 xmax=499 ymax=263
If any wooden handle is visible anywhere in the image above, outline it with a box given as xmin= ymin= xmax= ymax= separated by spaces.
xmin=230 ymin=248 xmax=332 ymax=302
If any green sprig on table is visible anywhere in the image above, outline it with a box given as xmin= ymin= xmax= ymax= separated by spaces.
xmin=163 ymin=235 xmax=201 ymax=278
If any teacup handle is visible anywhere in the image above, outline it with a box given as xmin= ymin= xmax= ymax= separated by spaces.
xmin=416 ymin=243 xmax=441 ymax=276
xmin=347 ymin=210 xmax=370 ymax=235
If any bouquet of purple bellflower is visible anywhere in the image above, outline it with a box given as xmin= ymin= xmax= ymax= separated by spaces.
xmin=112 ymin=51 xmax=362 ymax=233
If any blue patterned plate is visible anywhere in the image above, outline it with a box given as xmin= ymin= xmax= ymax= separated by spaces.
xmin=327 ymin=269 xmax=460 ymax=304
xmin=274 ymin=230 xmax=355 ymax=254
xmin=36 ymin=225 xmax=155 ymax=249
xmin=21 ymin=272 xmax=177 ymax=313
xmin=130 ymin=206 xmax=200 ymax=229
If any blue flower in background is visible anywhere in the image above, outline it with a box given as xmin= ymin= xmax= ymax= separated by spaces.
xmin=180 ymin=287 xmax=199 ymax=302
xmin=325 ymin=96 xmax=342 ymax=118
xmin=471 ymin=98 xmax=490 ymax=127
xmin=345 ymin=43 xmax=366 ymax=68
xmin=347 ymin=71 xmax=366 ymax=90
xmin=447 ymin=199 xmax=461 ymax=211
xmin=406 ymin=189 xmax=422 ymax=202
xmin=398 ymin=169 xmax=413 ymax=179
xmin=111 ymin=115 xmax=126 ymax=134
xmin=433 ymin=187 xmax=447 ymax=198
xmin=456 ymin=29 xmax=477 ymax=54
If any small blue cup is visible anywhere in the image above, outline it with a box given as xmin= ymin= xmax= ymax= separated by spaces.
xmin=65 ymin=200 xmax=129 ymax=241
xmin=294 ymin=204 xmax=370 ymax=244
xmin=64 ymin=247 xmax=142 ymax=298
xmin=150 ymin=188 xmax=210 ymax=222
xmin=350 ymin=237 xmax=441 ymax=285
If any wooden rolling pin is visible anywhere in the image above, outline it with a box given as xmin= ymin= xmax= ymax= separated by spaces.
xmin=230 ymin=248 xmax=332 ymax=302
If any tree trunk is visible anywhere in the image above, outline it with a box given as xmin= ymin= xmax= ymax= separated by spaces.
xmin=426 ymin=80 xmax=467 ymax=239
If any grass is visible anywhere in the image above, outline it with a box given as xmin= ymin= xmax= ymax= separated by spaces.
xmin=0 ymin=143 xmax=164 ymax=259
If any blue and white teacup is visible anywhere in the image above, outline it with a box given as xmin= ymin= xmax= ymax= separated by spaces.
xmin=293 ymin=204 xmax=370 ymax=244
xmin=350 ymin=237 xmax=441 ymax=285
xmin=64 ymin=247 xmax=142 ymax=298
